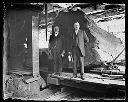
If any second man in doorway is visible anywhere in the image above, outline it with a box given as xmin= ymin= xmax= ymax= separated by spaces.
xmin=49 ymin=26 xmax=65 ymax=76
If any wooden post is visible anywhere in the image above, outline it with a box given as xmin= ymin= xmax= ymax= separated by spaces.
xmin=3 ymin=19 xmax=8 ymax=76
xmin=32 ymin=16 xmax=39 ymax=77
xmin=45 ymin=3 xmax=48 ymax=41
xmin=3 ymin=19 xmax=8 ymax=95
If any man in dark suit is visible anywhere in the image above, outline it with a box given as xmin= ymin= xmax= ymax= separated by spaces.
xmin=72 ymin=22 xmax=89 ymax=80
xmin=49 ymin=26 xmax=65 ymax=76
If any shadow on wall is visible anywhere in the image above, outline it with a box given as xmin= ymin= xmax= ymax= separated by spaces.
xmin=5 ymin=6 xmax=41 ymax=72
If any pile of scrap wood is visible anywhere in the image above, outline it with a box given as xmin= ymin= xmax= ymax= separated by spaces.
xmin=90 ymin=67 xmax=125 ymax=79
xmin=89 ymin=48 xmax=125 ymax=79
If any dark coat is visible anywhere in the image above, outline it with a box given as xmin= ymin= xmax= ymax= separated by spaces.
xmin=49 ymin=34 xmax=63 ymax=55
xmin=72 ymin=29 xmax=89 ymax=56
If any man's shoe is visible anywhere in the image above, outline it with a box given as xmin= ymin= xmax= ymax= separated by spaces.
xmin=57 ymin=73 xmax=62 ymax=76
xmin=52 ymin=73 xmax=57 ymax=76
xmin=80 ymin=75 xmax=84 ymax=80
xmin=72 ymin=74 xmax=77 ymax=78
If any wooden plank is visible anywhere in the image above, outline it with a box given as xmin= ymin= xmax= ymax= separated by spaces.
xmin=102 ymin=74 xmax=124 ymax=79
xmin=90 ymin=69 xmax=125 ymax=75
xmin=25 ymin=76 xmax=41 ymax=83
xmin=12 ymin=70 xmax=32 ymax=75
xmin=48 ymin=72 xmax=125 ymax=86
xmin=47 ymin=76 xmax=60 ymax=85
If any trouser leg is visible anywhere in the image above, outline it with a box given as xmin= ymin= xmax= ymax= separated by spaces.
xmin=73 ymin=48 xmax=77 ymax=76
xmin=80 ymin=57 xmax=84 ymax=75
xmin=57 ymin=54 xmax=62 ymax=75
xmin=53 ymin=51 xmax=57 ymax=73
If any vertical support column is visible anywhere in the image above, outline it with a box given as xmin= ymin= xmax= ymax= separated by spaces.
xmin=45 ymin=3 xmax=48 ymax=41
xmin=32 ymin=16 xmax=39 ymax=77
xmin=3 ymin=19 xmax=8 ymax=76
xmin=3 ymin=19 xmax=8 ymax=95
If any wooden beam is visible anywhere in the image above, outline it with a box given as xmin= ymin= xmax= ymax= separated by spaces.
xmin=3 ymin=19 xmax=8 ymax=75
xmin=45 ymin=3 xmax=48 ymax=41
xmin=32 ymin=16 xmax=39 ymax=77
xmin=25 ymin=76 xmax=41 ymax=83
xmin=3 ymin=19 xmax=8 ymax=95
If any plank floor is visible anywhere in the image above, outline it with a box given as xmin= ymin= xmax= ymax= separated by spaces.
xmin=49 ymin=72 xmax=125 ymax=86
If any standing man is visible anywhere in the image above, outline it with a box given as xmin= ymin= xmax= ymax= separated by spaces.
xmin=49 ymin=26 xmax=65 ymax=76
xmin=72 ymin=22 xmax=89 ymax=80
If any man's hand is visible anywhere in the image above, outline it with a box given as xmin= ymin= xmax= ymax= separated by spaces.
xmin=48 ymin=50 xmax=53 ymax=60
xmin=68 ymin=52 xmax=72 ymax=62
xmin=48 ymin=50 xmax=51 ymax=55
xmin=68 ymin=52 xmax=71 ymax=55
xmin=61 ymin=50 xmax=65 ymax=57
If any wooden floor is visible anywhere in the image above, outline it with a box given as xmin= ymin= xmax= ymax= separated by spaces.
xmin=48 ymin=72 xmax=125 ymax=86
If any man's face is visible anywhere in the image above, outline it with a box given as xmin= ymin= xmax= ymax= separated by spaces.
xmin=54 ymin=26 xmax=59 ymax=36
xmin=74 ymin=22 xmax=80 ymax=31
